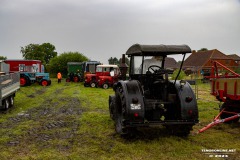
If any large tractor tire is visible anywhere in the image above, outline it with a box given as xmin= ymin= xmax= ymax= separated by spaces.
xmin=109 ymin=95 xmax=116 ymax=120
xmin=114 ymin=86 xmax=129 ymax=135
xmin=20 ymin=75 xmax=30 ymax=87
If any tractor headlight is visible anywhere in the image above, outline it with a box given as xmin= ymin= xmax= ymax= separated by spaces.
xmin=180 ymin=80 xmax=186 ymax=88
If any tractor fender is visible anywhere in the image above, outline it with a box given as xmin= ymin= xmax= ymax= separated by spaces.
xmin=174 ymin=80 xmax=198 ymax=120
xmin=115 ymin=80 xmax=145 ymax=120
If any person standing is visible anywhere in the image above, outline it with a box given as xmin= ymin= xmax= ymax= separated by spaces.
xmin=57 ymin=72 xmax=62 ymax=83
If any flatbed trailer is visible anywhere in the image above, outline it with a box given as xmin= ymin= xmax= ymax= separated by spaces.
xmin=0 ymin=61 xmax=20 ymax=110
xmin=198 ymin=61 xmax=240 ymax=133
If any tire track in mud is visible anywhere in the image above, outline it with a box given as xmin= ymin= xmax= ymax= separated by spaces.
xmin=2 ymin=85 xmax=84 ymax=151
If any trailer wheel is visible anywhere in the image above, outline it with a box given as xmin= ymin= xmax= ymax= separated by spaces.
xmin=9 ymin=96 xmax=14 ymax=107
xmin=102 ymin=83 xmax=109 ymax=89
xmin=41 ymin=80 xmax=48 ymax=86
xmin=3 ymin=99 xmax=10 ymax=110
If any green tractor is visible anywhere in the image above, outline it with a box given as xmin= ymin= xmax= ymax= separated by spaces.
xmin=66 ymin=62 xmax=83 ymax=82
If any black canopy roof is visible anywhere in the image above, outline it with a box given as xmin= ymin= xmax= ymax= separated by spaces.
xmin=126 ymin=44 xmax=191 ymax=56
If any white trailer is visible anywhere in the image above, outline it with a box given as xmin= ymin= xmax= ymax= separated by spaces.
xmin=0 ymin=61 xmax=20 ymax=110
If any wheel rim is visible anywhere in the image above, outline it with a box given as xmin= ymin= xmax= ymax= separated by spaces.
xmin=103 ymin=84 xmax=108 ymax=89
xmin=10 ymin=97 xmax=14 ymax=106
xmin=20 ymin=77 xmax=26 ymax=86
xmin=91 ymin=83 xmax=96 ymax=88
xmin=42 ymin=80 xmax=48 ymax=86
xmin=5 ymin=99 xmax=9 ymax=109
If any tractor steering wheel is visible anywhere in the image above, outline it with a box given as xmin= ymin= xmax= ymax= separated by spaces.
xmin=147 ymin=65 xmax=162 ymax=74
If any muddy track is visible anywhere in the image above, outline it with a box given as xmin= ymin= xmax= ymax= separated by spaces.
xmin=0 ymin=86 xmax=84 ymax=152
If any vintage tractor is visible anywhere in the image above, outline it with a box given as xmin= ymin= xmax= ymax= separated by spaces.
xmin=84 ymin=64 xmax=120 ymax=88
xmin=66 ymin=62 xmax=83 ymax=82
xmin=109 ymin=44 xmax=199 ymax=136
xmin=97 ymin=65 xmax=120 ymax=89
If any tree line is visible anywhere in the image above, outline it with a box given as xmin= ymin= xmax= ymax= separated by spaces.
xmin=1 ymin=43 xmax=131 ymax=77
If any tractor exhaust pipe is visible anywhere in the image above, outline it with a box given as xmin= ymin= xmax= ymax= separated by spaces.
xmin=119 ymin=54 xmax=128 ymax=80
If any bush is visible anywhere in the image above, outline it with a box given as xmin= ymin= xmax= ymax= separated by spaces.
xmin=48 ymin=52 xmax=89 ymax=78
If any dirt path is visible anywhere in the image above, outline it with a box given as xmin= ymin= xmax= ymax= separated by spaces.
xmin=0 ymin=85 xmax=84 ymax=153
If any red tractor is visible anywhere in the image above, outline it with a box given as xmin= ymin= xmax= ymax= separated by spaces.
xmin=97 ymin=65 xmax=120 ymax=89
xmin=84 ymin=65 xmax=120 ymax=89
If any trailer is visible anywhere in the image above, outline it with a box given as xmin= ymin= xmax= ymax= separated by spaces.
xmin=0 ymin=61 xmax=20 ymax=110
xmin=4 ymin=60 xmax=51 ymax=86
xmin=198 ymin=60 xmax=240 ymax=133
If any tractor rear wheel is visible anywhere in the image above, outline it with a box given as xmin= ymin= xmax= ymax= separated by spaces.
xmin=114 ymin=86 xmax=131 ymax=136
xmin=20 ymin=76 xmax=30 ymax=86
xmin=109 ymin=96 xmax=116 ymax=120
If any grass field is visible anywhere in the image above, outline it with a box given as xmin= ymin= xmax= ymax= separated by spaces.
xmin=0 ymin=79 xmax=239 ymax=160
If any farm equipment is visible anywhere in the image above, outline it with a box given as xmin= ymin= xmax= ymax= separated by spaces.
xmin=66 ymin=62 xmax=83 ymax=82
xmin=84 ymin=64 xmax=120 ymax=89
xmin=97 ymin=65 xmax=120 ymax=89
xmin=4 ymin=60 xmax=51 ymax=86
xmin=198 ymin=60 xmax=240 ymax=133
xmin=0 ymin=61 xmax=20 ymax=110
xmin=82 ymin=61 xmax=101 ymax=77
xmin=109 ymin=44 xmax=199 ymax=136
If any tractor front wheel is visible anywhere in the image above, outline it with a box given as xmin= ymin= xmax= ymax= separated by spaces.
xmin=102 ymin=83 xmax=109 ymax=89
xmin=41 ymin=80 xmax=48 ymax=86
xmin=90 ymin=82 xmax=96 ymax=88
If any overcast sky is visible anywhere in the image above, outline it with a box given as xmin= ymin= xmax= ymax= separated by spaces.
xmin=0 ymin=0 xmax=240 ymax=63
